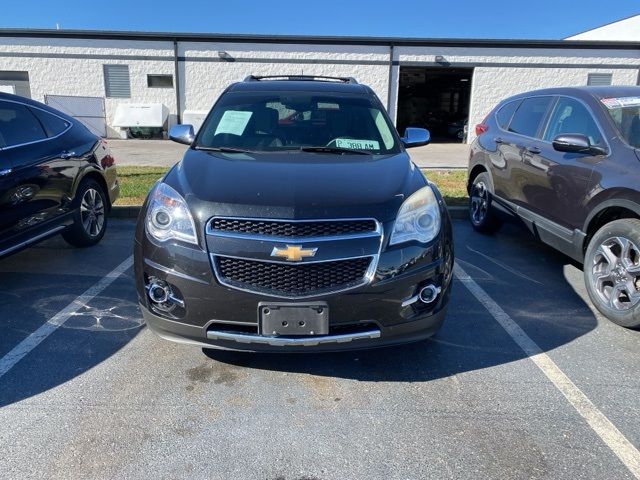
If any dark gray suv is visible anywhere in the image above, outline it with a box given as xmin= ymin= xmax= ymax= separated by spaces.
xmin=134 ymin=75 xmax=453 ymax=352
xmin=468 ymin=86 xmax=640 ymax=328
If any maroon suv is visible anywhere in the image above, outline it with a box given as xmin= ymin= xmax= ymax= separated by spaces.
xmin=468 ymin=86 xmax=640 ymax=328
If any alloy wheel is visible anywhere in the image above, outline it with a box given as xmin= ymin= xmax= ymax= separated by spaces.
xmin=591 ymin=236 xmax=640 ymax=311
xmin=470 ymin=181 xmax=489 ymax=225
xmin=80 ymin=188 xmax=105 ymax=237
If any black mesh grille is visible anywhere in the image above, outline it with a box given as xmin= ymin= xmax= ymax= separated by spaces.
xmin=210 ymin=218 xmax=377 ymax=238
xmin=215 ymin=256 xmax=372 ymax=296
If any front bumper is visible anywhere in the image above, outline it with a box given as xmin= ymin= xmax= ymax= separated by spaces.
xmin=135 ymin=253 xmax=452 ymax=352
xmin=140 ymin=301 xmax=447 ymax=352
xmin=134 ymin=205 xmax=453 ymax=352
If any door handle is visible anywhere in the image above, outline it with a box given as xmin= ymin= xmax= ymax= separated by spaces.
xmin=60 ymin=151 xmax=76 ymax=159
xmin=526 ymin=146 xmax=541 ymax=154
xmin=494 ymin=137 xmax=504 ymax=144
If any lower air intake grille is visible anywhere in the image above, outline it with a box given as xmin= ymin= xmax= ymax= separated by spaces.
xmin=215 ymin=256 xmax=372 ymax=297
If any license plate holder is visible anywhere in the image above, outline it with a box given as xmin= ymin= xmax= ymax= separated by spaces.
xmin=259 ymin=303 xmax=329 ymax=336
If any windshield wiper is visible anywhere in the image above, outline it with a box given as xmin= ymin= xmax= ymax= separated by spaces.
xmin=299 ymin=146 xmax=371 ymax=155
xmin=195 ymin=146 xmax=252 ymax=153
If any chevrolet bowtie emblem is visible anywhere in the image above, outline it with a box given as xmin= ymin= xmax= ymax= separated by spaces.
xmin=271 ymin=245 xmax=318 ymax=262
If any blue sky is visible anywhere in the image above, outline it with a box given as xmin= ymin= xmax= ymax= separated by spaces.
xmin=0 ymin=1 xmax=637 ymax=39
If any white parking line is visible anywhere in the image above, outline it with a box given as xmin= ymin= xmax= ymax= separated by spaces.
xmin=454 ymin=263 xmax=640 ymax=479
xmin=0 ymin=255 xmax=134 ymax=380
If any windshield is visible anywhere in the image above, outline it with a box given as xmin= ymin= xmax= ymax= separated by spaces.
xmin=601 ymin=96 xmax=640 ymax=148
xmin=195 ymin=91 xmax=400 ymax=154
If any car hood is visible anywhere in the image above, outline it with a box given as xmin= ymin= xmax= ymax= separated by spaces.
xmin=164 ymin=149 xmax=426 ymax=224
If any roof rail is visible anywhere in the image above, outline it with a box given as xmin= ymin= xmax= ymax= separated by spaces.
xmin=243 ymin=75 xmax=358 ymax=84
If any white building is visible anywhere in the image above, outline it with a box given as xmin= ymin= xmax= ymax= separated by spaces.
xmin=0 ymin=16 xmax=638 ymax=143
xmin=566 ymin=14 xmax=640 ymax=42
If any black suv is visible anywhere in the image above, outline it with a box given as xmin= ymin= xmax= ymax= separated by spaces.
xmin=468 ymin=86 xmax=640 ymax=328
xmin=0 ymin=92 xmax=119 ymax=257
xmin=134 ymin=75 xmax=453 ymax=352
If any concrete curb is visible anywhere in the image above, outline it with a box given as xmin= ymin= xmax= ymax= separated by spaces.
xmin=110 ymin=205 xmax=469 ymax=220
xmin=447 ymin=206 xmax=467 ymax=220
xmin=110 ymin=206 xmax=141 ymax=219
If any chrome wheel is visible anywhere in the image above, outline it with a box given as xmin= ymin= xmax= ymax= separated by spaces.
xmin=470 ymin=181 xmax=489 ymax=225
xmin=591 ymin=236 xmax=640 ymax=311
xmin=80 ymin=188 xmax=105 ymax=237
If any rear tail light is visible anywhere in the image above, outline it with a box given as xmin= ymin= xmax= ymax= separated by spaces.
xmin=475 ymin=123 xmax=488 ymax=136
xmin=101 ymin=154 xmax=115 ymax=168
xmin=99 ymin=140 xmax=116 ymax=168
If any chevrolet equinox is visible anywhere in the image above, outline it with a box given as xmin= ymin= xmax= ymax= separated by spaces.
xmin=134 ymin=75 xmax=453 ymax=351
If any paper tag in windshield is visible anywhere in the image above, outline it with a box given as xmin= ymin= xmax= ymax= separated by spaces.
xmin=215 ymin=110 xmax=253 ymax=136
xmin=336 ymin=138 xmax=380 ymax=150
xmin=601 ymin=97 xmax=640 ymax=109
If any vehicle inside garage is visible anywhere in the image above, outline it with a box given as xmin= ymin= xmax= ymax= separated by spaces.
xmin=396 ymin=67 xmax=473 ymax=143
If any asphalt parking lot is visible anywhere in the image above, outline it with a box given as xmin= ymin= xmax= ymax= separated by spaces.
xmin=1 ymin=218 xmax=639 ymax=479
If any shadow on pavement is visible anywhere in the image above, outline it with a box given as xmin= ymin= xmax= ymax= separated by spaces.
xmin=204 ymin=221 xmax=599 ymax=381
xmin=0 ymin=223 xmax=142 ymax=407
xmin=0 ymin=219 xmax=601 ymax=402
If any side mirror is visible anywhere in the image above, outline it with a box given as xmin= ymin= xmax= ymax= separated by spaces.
xmin=401 ymin=127 xmax=430 ymax=148
xmin=552 ymin=133 xmax=607 ymax=156
xmin=169 ymin=124 xmax=195 ymax=145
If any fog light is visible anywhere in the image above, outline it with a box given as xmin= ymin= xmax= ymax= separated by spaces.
xmin=419 ymin=284 xmax=440 ymax=304
xmin=149 ymin=282 xmax=170 ymax=303
xmin=401 ymin=283 xmax=442 ymax=307
xmin=146 ymin=279 xmax=185 ymax=309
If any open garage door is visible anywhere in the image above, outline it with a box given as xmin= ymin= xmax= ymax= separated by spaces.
xmin=397 ymin=67 xmax=472 ymax=143
xmin=0 ymin=71 xmax=31 ymax=98
xmin=45 ymin=95 xmax=107 ymax=137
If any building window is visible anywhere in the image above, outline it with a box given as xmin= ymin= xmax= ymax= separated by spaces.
xmin=0 ymin=71 xmax=31 ymax=97
xmin=103 ymin=64 xmax=131 ymax=98
xmin=147 ymin=74 xmax=173 ymax=88
xmin=587 ymin=73 xmax=613 ymax=86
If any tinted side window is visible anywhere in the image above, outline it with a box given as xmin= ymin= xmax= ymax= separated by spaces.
xmin=543 ymin=97 xmax=603 ymax=146
xmin=30 ymin=107 xmax=71 ymax=137
xmin=509 ymin=97 xmax=553 ymax=138
xmin=496 ymin=100 xmax=521 ymax=130
xmin=0 ymin=100 xmax=47 ymax=147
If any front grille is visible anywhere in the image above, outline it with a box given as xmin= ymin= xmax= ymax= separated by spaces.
xmin=210 ymin=218 xmax=377 ymax=238
xmin=215 ymin=256 xmax=372 ymax=297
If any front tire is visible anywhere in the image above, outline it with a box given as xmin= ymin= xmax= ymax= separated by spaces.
xmin=62 ymin=179 xmax=108 ymax=248
xmin=468 ymin=172 xmax=502 ymax=234
xmin=584 ymin=219 xmax=640 ymax=328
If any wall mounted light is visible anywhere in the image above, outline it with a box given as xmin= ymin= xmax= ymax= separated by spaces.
xmin=435 ymin=55 xmax=449 ymax=66
xmin=217 ymin=51 xmax=234 ymax=62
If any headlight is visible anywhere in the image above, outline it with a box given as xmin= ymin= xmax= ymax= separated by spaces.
xmin=389 ymin=185 xmax=441 ymax=245
xmin=145 ymin=182 xmax=198 ymax=245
